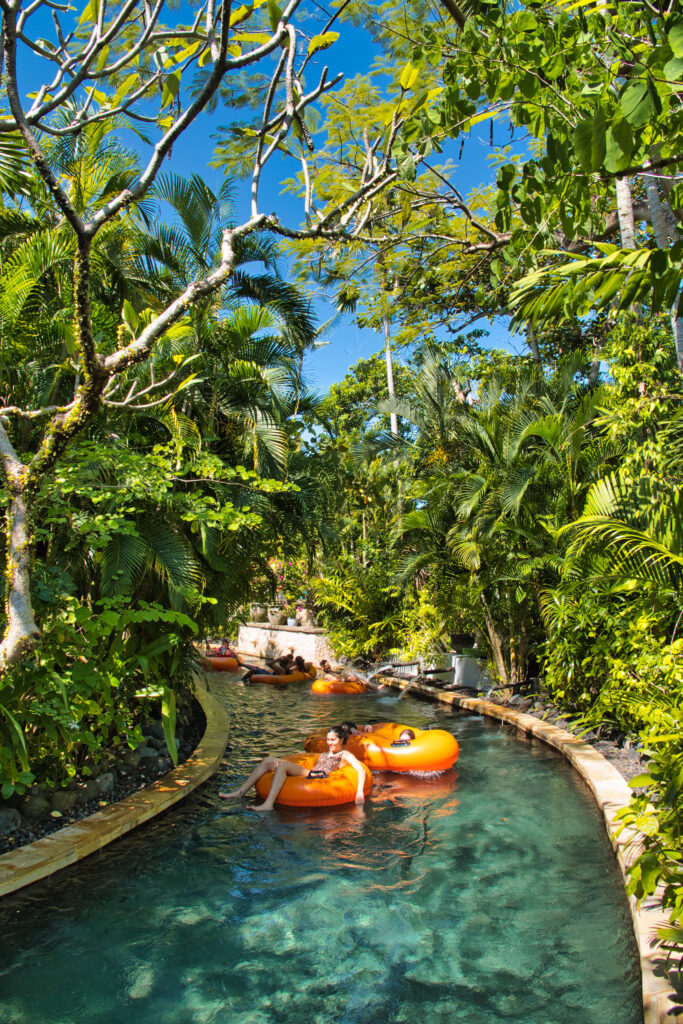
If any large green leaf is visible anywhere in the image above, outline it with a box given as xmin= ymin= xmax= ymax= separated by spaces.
xmin=620 ymin=78 xmax=660 ymax=127
xmin=668 ymin=19 xmax=683 ymax=57
xmin=604 ymin=117 xmax=633 ymax=173
xmin=572 ymin=109 xmax=606 ymax=172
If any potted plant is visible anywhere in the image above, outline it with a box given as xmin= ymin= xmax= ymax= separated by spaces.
xmin=268 ymin=606 xmax=285 ymax=626
xmin=285 ymin=606 xmax=297 ymax=627
xmin=297 ymin=606 xmax=317 ymax=628
xmin=250 ymin=603 xmax=267 ymax=622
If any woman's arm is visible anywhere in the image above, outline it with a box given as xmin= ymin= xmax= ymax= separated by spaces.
xmin=342 ymin=750 xmax=368 ymax=803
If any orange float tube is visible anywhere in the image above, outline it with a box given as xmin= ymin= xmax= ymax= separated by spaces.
xmin=249 ymin=668 xmax=316 ymax=686
xmin=254 ymin=753 xmax=373 ymax=807
xmin=202 ymin=655 xmax=240 ymax=671
xmin=311 ymin=677 xmax=367 ymax=695
xmin=349 ymin=723 xmax=459 ymax=773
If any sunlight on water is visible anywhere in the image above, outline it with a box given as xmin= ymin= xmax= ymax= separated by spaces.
xmin=0 ymin=680 xmax=642 ymax=1024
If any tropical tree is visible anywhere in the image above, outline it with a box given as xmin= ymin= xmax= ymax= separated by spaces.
xmin=0 ymin=0 xmax=411 ymax=671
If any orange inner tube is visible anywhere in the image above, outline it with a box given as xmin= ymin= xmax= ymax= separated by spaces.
xmin=311 ymin=677 xmax=367 ymax=695
xmin=350 ymin=723 xmax=459 ymax=773
xmin=304 ymin=723 xmax=459 ymax=773
xmin=202 ymin=655 xmax=239 ymax=671
xmin=249 ymin=669 xmax=316 ymax=686
xmin=254 ymin=753 xmax=373 ymax=807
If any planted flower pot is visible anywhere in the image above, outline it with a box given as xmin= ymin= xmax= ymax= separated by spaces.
xmin=298 ymin=608 xmax=317 ymax=628
xmin=250 ymin=603 xmax=267 ymax=622
xmin=268 ymin=607 xmax=286 ymax=626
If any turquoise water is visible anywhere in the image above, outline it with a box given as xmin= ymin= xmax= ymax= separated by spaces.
xmin=0 ymin=679 xmax=642 ymax=1023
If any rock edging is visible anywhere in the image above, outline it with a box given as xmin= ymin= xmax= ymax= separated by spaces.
xmin=0 ymin=681 xmax=229 ymax=900
xmin=375 ymin=675 xmax=682 ymax=1024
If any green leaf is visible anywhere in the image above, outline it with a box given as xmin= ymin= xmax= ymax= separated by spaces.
xmin=620 ymin=79 xmax=658 ymax=127
xmin=397 ymin=154 xmax=416 ymax=181
xmin=519 ymin=72 xmax=537 ymax=99
xmin=664 ymin=57 xmax=683 ymax=80
xmin=267 ymin=0 xmax=283 ymax=32
xmin=122 ymin=299 xmax=139 ymax=333
xmin=112 ymin=72 xmax=139 ymax=109
xmin=162 ymin=687 xmax=178 ymax=767
xmin=510 ymin=10 xmax=538 ymax=33
xmin=400 ymin=63 xmax=420 ymax=91
xmin=628 ymin=772 xmax=654 ymax=788
xmin=572 ymin=108 xmax=605 ymax=172
xmin=78 ymin=0 xmax=99 ymax=27
xmin=604 ymin=117 xmax=633 ymax=173
xmin=95 ymin=45 xmax=110 ymax=73
xmin=62 ymin=324 xmax=78 ymax=357
xmin=307 ymin=31 xmax=339 ymax=57
xmin=639 ymin=852 xmax=661 ymax=894
xmin=668 ymin=19 xmax=683 ymax=57
xmin=230 ymin=0 xmax=268 ymax=27
xmin=497 ymin=163 xmax=516 ymax=191
xmin=161 ymin=70 xmax=181 ymax=110
xmin=542 ymin=51 xmax=565 ymax=81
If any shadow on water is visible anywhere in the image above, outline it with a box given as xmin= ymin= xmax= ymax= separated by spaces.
xmin=0 ymin=678 xmax=643 ymax=1024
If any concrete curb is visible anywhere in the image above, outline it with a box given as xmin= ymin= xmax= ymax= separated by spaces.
xmin=0 ymin=682 xmax=229 ymax=900
xmin=375 ymin=675 xmax=682 ymax=1024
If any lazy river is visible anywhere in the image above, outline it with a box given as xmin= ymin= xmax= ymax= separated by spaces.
xmin=0 ymin=677 xmax=642 ymax=1023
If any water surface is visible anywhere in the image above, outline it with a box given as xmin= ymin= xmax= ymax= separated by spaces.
xmin=0 ymin=679 xmax=642 ymax=1023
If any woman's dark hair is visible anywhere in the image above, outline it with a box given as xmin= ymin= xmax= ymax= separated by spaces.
xmin=399 ymin=728 xmax=416 ymax=741
xmin=294 ymin=655 xmax=306 ymax=670
xmin=329 ymin=724 xmax=347 ymax=744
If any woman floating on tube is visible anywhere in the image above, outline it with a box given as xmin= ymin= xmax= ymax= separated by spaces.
xmin=219 ymin=724 xmax=368 ymax=811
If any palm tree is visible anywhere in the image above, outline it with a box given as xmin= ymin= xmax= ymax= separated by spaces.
xmin=388 ymin=353 xmax=605 ymax=684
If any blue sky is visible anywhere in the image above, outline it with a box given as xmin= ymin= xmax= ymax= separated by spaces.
xmin=161 ymin=16 xmax=519 ymax=391
xmin=16 ymin=3 xmax=518 ymax=392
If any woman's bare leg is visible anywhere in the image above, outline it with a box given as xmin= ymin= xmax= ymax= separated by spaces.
xmin=254 ymin=760 xmax=309 ymax=811
xmin=219 ymin=756 xmax=279 ymax=799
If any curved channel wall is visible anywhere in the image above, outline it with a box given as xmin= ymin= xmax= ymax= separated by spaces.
xmin=374 ymin=673 xmax=682 ymax=1024
xmin=0 ymin=681 xmax=229 ymax=900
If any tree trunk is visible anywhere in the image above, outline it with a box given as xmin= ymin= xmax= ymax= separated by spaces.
xmin=645 ymin=172 xmax=683 ymax=372
xmin=361 ymin=509 xmax=367 ymax=567
xmin=527 ymin=324 xmax=541 ymax=365
xmin=615 ymin=177 xmax=635 ymax=248
xmin=479 ymin=591 xmax=508 ymax=686
xmin=383 ymin=317 xmax=399 ymax=436
xmin=0 ymin=423 xmax=39 ymax=670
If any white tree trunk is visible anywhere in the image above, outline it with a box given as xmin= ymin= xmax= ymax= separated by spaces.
xmin=615 ymin=177 xmax=635 ymax=248
xmin=383 ymin=316 xmax=399 ymax=436
xmin=0 ymin=422 xmax=39 ymax=670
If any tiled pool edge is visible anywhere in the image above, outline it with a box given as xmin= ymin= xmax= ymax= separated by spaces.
xmin=376 ymin=675 xmax=681 ymax=1024
xmin=0 ymin=681 xmax=229 ymax=900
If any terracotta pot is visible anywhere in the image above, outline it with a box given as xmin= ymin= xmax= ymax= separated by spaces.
xmin=250 ymin=603 xmax=267 ymax=622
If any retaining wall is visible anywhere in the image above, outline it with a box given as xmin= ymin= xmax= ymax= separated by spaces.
xmin=0 ymin=682 xmax=229 ymax=899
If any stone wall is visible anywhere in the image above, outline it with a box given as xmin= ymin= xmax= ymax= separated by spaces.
xmin=236 ymin=622 xmax=335 ymax=664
